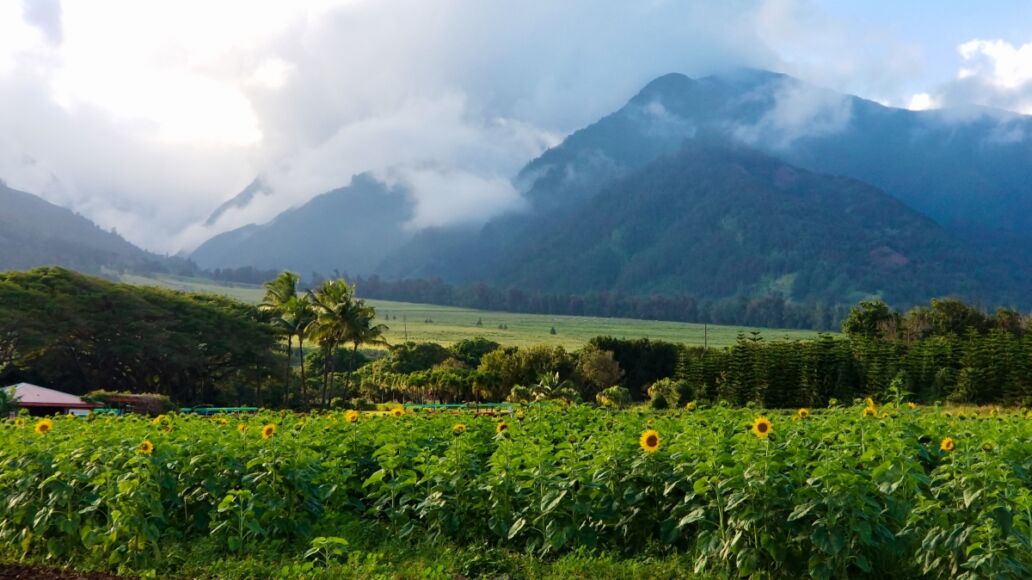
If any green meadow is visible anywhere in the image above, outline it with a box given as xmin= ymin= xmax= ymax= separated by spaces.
xmin=121 ymin=274 xmax=826 ymax=348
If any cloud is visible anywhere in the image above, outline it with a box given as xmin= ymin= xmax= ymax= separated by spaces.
xmin=915 ymin=39 xmax=1032 ymax=116
xmin=20 ymin=0 xmax=62 ymax=46
xmin=735 ymin=77 xmax=854 ymax=148
xmin=10 ymin=1 xmax=1026 ymax=256
xmin=0 ymin=0 xmax=783 ymax=253
xmin=906 ymin=92 xmax=940 ymax=111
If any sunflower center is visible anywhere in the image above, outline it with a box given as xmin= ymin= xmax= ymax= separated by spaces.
xmin=646 ymin=435 xmax=658 ymax=447
xmin=758 ymin=423 xmax=769 ymax=433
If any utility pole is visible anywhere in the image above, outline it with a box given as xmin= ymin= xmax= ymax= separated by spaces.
xmin=403 ymin=316 xmax=408 ymax=342
xmin=704 ymin=323 xmax=708 ymax=349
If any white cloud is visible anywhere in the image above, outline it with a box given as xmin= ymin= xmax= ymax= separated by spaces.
xmin=0 ymin=0 xmax=780 ymax=254
xmin=957 ymin=40 xmax=1032 ymax=89
xmin=916 ymin=39 xmax=1032 ymax=117
xmin=735 ymin=78 xmax=853 ymax=147
xmin=907 ymin=92 xmax=940 ymax=111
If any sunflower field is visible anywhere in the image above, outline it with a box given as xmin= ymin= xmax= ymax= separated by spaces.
xmin=1 ymin=404 xmax=1031 ymax=578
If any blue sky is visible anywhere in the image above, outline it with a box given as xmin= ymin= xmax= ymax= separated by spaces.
xmin=810 ymin=0 xmax=1032 ymax=91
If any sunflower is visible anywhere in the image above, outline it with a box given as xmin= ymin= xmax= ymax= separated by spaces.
xmin=751 ymin=416 xmax=773 ymax=438
xmin=940 ymin=437 xmax=955 ymax=452
xmin=685 ymin=401 xmax=696 ymax=411
xmin=390 ymin=407 xmax=405 ymax=418
xmin=865 ymin=397 xmax=875 ymax=408
xmin=827 ymin=398 xmax=838 ymax=407
xmin=797 ymin=408 xmax=810 ymax=419
xmin=345 ymin=410 xmax=360 ymax=423
xmin=495 ymin=421 xmax=508 ymax=434
xmin=639 ymin=429 xmax=661 ymax=453
xmin=35 ymin=418 xmax=54 ymax=435
xmin=151 ymin=415 xmax=166 ymax=426
xmin=906 ymin=402 xmax=918 ymax=410
xmin=261 ymin=424 xmax=277 ymax=440
xmin=14 ymin=418 xmax=24 ymax=427
xmin=452 ymin=423 xmax=466 ymax=435
xmin=138 ymin=440 xmax=154 ymax=455
xmin=237 ymin=423 xmax=249 ymax=434
xmin=981 ymin=441 xmax=994 ymax=452
xmin=1027 ymin=409 xmax=1032 ymax=419
xmin=862 ymin=406 xmax=878 ymax=417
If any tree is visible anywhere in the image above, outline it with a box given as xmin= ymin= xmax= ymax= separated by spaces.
xmin=259 ymin=272 xmax=300 ymax=404
xmin=341 ymin=302 xmax=389 ymax=398
xmin=307 ymin=280 xmax=388 ymax=407
xmin=841 ymin=300 xmax=897 ymax=340
xmin=0 ymin=387 xmax=18 ymax=417
xmin=288 ymin=293 xmax=316 ymax=402
xmin=307 ymin=279 xmax=354 ymax=408
xmin=578 ymin=345 xmax=623 ymax=399
xmin=448 ymin=337 xmax=501 ymax=367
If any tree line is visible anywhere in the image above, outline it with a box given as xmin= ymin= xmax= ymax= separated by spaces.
xmin=3 ymin=268 xmax=1031 ymax=410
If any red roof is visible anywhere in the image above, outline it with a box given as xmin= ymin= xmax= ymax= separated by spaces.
xmin=4 ymin=383 xmax=100 ymax=409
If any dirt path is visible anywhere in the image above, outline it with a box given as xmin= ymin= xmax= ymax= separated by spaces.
xmin=0 ymin=564 xmax=131 ymax=579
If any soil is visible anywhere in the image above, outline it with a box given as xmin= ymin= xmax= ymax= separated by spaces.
xmin=0 ymin=564 xmax=132 ymax=579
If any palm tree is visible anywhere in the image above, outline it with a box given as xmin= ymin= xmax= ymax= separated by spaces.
xmin=341 ymin=302 xmax=389 ymax=397
xmin=290 ymin=293 xmax=316 ymax=393
xmin=307 ymin=279 xmax=355 ymax=408
xmin=260 ymin=272 xmax=300 ymax=405
xmin=307 ymin=280 xmax=389 ymax=407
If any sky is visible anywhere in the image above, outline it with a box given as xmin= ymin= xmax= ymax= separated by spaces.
xmin=1 ymin=0 xmax=1031 ymax=253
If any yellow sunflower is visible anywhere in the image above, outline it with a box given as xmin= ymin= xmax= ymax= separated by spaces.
xmin=865 ymin=397 xmax=875 ymax=408
xmin=639 ymin=429 xmax=661 ymax=453
xmin=751 ymin=416 xmax=773 ymax=438
xmin=151 ymin=414 xmax=166 ymax=426
xmin=906 ymin=402 xmax=918 ymax=410
xmin=35 ymin=418 xmax=54 ymax=435
xmin=390 ymin=407 xmax=405 ymax=418
xmin=345 ymin=410 xmax=360 ymax=423
xmin=261 ymin=423 xmax=277 ymax=440
xmin=237 ymin=423 xmax=249 ymax=434
xmin=940 ymin=437 xmax=955 ymax=452
xmin=14 ymin=418 xmax=24 ymax=427
xmin=138 ymin=440 xmax=154 ymax=455
xmin=685 ymin=401 xmax=696 ymax=411
xmin=1026 ymin=409 xmax=1032 ymax=419
xmin=452 ymin=423 xmax=466 ymax=435
xmin=495 ymin=421 xmax=509 ymax=434
xmin=797 ymin=408 xmax=810 ymax=419
xmin=863 ymin=406 xmax=878 ymax=417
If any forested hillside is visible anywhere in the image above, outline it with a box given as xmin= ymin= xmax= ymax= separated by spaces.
xmin=0 ymin=183 xmax=172 ymax=274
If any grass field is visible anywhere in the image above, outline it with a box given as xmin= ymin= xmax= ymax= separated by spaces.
xmin=121 ymin=274 xmax=826 ymax=348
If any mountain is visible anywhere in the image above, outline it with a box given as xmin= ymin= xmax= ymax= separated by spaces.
xmin=517 ymin=69 xmax=1032 ymax=238
xmin=486 ymin=141 xmax=1024 ymax=305
xmin=205 ymin=176 xmax=273 ymax=226
xmin=191 ymin=173 xmax=414 ymax=276
xmin=0 ymin=182 xmax=167 ymax=273
xmin=191 ymin=69 xmax=1032 ymax=310
xmin=377 ymin=70 xmax=1032 ymax=308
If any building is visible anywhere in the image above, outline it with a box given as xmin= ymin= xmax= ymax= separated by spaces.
xmin=3 ymin=383 xmax=101 ymax=416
